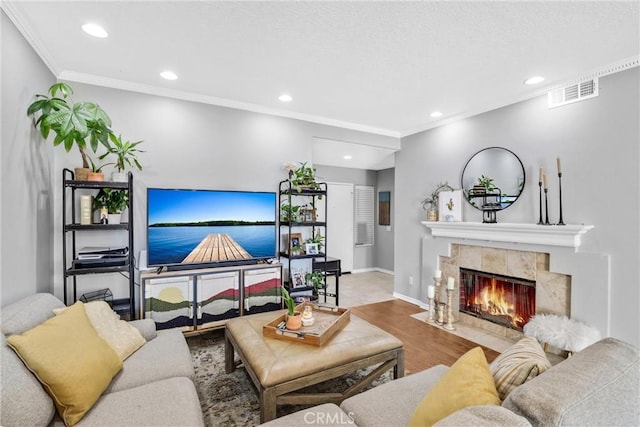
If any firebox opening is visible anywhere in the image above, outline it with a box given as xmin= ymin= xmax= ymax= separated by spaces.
xmin=459 ymin=268 xmax=535 ymax=331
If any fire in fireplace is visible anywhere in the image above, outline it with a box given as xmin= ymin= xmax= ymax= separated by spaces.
xmin=459 ymin=268 xmax=535 ymax=331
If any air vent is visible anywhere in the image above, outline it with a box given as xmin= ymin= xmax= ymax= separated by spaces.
xmin=548 ymin=78 xmax=599 ymax=109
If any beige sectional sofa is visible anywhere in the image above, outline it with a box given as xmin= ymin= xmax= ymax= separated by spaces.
xmin=262 ymin=337 xmax=639 ymax=426
xmin=1 ymin=293 xmax=204 ymax=426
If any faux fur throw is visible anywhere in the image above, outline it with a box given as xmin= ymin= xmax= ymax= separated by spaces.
xmin=523 ymin=314 xmax=601 ymax=352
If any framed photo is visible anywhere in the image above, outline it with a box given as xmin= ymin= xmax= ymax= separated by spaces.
xmin=305 ymin=242 xmax=319 ymax=255
xmin=291 ymin=267 xmax=306 ymax=288
xmin=301 ymin=208 xmax=316 ymax=222
xmin=438 ymin=190 xmax=463 ymax=222
xmin=286 ymin=233 xmax=303 ymax=254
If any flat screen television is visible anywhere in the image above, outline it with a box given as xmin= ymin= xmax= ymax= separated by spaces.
xmin=147 ymin=188 xmax=277 ymax=269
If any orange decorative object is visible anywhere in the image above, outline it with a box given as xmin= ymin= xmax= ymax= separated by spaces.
xmin=285 ymin=313 xmax=302 ymax=330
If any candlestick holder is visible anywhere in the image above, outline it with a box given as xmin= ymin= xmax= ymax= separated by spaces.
xmin=543 ymin=188 xmax=551 ymax=225
xmin=426 ymin=296 xmax=436 ymax=323
xmin=443 ymin=288 xmax=456 ymax=330
xmin=434 ymin=276 xmax=443 ymax=325
xmin=537 ymin=181 xmax=543 ymax=225
xmin=557 ymin=173 xmax=565 ymax=225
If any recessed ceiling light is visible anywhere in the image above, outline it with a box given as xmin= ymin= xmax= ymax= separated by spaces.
xmin=82 ymin=23 xmax=108 ymax=38
xmin=430 ymin=111 xmax=443 ymax=118
xmin=343 ymin=155 xmax=353 ymax=160
xmin=278 ymin=94 xmax=293 ymax=102
xmin=160 ymin=70 xmax=178 ymax=80
xmin=525 ymin=76 xmax=545 ymax=85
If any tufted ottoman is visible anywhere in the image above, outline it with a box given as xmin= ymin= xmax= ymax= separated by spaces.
xmin=225 ymin=310 xmax=404 ymax=423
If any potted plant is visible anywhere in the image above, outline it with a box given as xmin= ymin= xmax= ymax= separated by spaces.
xmin=421 ymin=182 xmax=454 ymax=221
xmin=93 ymin=188 xmax=128 ymax=224
xmin=26 ymin=82 xmax=112 ymax=180
xmin=280 ymin=201 xmax=302 ymax=222
xmin=283 ymin=161 xmax=321 ymax=193
xmin=475 ymin=175 xmax=496 ymax=193
xmin=99 ymin=133 xmax=144 ymax=182
xmin=281 ymin=286 xmax=301 ymax=330
xmin=304 ymin=271 xmax=325 ymax=290
xmin=87 ymin=157 xmax=113 ymax=182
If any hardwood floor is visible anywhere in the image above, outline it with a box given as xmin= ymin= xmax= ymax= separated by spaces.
xmin=351 ymin=299 xmax=499 ymax=375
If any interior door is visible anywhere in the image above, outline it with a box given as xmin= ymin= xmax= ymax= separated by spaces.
xmin=317 ymin=183 xmax=354 ymax=273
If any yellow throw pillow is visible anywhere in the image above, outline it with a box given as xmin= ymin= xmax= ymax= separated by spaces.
xmin=54 ymin=301 xmax=146 ymax=361
xmin=409 ymin=347 xmax=500 ymax=427
xmin=7 ymin=301 xmax=122 ymax=426
xmin=489 ymin=336 xmax=552 ymax=400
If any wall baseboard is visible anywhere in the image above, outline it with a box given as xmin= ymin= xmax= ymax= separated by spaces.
xmin=393 ymin=292 xmax=428 ymax=310
xmin=350 ymin=267 xmax=394 ymax=275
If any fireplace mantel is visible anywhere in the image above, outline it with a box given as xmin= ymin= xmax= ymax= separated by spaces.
xmin=421 ymin=222 xmax=594 ymax=248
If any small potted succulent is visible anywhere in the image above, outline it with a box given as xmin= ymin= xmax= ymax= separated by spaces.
xmin=281 ymin=286 xmax=301 ymax=330
xmin=421 ymin=182 xmax=454 ymax=221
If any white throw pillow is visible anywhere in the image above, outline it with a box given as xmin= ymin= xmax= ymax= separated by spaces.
xmin=54 ymin=301 xmax=145 ymax=361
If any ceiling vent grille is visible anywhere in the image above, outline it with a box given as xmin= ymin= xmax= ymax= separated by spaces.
xmin=548 ymin=77 xmax=599 ymax=109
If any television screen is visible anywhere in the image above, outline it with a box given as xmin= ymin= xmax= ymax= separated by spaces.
xmin=147 ymin=188 xmax=277 ymax=268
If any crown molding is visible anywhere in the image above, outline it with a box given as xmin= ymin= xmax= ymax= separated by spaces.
xmin=400 ymin=55 xmax=640 ymax=138
xmin=1 ymin=1 xmax=59 ymax=76
xmin=57 ymin=71 xmax=402 ymax=139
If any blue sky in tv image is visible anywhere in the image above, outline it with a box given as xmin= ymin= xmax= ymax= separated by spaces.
xmin=147 ymin=189 xmax=277 ymax=267
xmin=147 ymin=189 xmax=276 ymax=225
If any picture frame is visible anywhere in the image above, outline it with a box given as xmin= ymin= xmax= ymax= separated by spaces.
xmin=305 ymin=242 xmax=319 ymax=255
xmin=378 ymin=191 xmax=391 ymax=225
xmin=301 ymin=208 xmax=316 ymax=222
xmin=286 ymin=233 xmax=303 ymax=254
xmin=291 ymin=267 xmax=306 ymax=288
xmin=438 ymin=190 xmax=463 ymax=222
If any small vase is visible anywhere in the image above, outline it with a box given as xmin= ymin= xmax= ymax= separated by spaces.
xmin=285 ymin=313 xmax=302 ymax=330
xmin=427 ymin=209 xmax=438 ymax=222
xmin=111 ymin=172 xmax=127 ymax=182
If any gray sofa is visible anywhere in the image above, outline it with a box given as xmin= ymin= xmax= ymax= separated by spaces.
xmin=262 ymin=337 xmax=639 ymax=426
xmin=1 ymin=293 xmax=204 ymax=427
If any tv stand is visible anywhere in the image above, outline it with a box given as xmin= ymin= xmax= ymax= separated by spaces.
xmin=163 ymin=259 xmax=260 ymax=272
xmin=141 ymin=263 xmax=282 ymax=332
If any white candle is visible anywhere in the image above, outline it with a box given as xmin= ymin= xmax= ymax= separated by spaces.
xmin=428 ymin=285 xmax=435 ymax=299
xmin=557 ymin=157 xmax=562 ymax=174
xmin=538 ymin=167 xmax=543 ymax=183
xmin=447 ymin=277 xmax=455 ymax=290
xmin=434 ymin=269 xmax=442 ymax=279
xmin=542 ymin=173 xmax=547 ymax=190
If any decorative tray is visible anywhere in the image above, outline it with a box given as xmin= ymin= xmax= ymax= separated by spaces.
xmin=262 ymin=302 xmax=350 ymax=346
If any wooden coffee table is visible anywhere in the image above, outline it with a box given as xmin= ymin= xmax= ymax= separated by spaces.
xmin=225 ymin=310 xmax=405 ymax=423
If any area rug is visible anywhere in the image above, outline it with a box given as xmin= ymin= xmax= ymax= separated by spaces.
xmin=187 ymin=329 xmax=392 ymax=427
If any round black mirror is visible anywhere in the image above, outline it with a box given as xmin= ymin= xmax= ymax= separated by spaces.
xmin=461 ymin=147 xmax=525 ymax=223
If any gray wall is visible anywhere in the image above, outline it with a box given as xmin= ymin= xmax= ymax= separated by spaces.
xmin=375 ymin=168 xmax=394 ymax=272
xmin=1 ymin=11 xmax=55 ymax=306
xmin=395 ymin=67 xmax=639 ymax=345
xmin=49 ymin=85 xmax=399 ymax=303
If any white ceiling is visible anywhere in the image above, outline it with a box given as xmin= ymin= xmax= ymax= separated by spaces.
xmin=3 ymin=1 xmax=639 ymax=170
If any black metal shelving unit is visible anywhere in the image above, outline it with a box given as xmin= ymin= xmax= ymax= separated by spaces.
xmin=62 ymin=168 xmax=135 ymax=319
xmin=278 ymin=180 xmax=338 ymax=304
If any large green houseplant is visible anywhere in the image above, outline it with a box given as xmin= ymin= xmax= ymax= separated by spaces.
xmin=27 ymin=82 xmax=112 ymax=179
